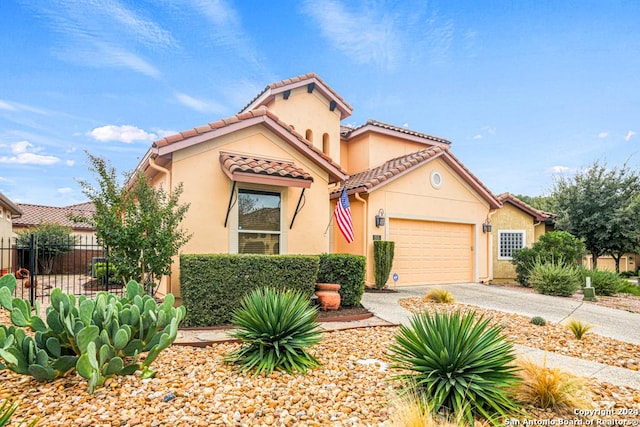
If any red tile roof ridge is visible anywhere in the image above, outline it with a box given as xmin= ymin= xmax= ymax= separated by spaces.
xmin=343 ymin=119 xmax=452 ymax=144
xmin=497 ymin=193 xmax=556 ymax=220
xmin=14 ymin=203 xmax=95 ymax=230
xmin=151 ymin=106 xmax=347 ymax=179
xmin=239 ymin=72 xmax=353 ymax=117
xmin=334 ymin=145 xmax=449 ymax=194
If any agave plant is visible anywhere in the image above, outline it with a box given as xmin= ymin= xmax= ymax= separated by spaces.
xmin=225 ymin=287 xmax=322 ymax=376
xmin=567 ymin=319 xmax=592 ymax=340
xmin=388 ymin=310 xmax=522 ymax=426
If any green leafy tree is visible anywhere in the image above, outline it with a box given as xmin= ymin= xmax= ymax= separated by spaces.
xmin=512 ymin=193 xmax=557 ymax=213
xmin=552 ymin=160 xmax=640 ymax=271
xmin=75 ymin=153 xmax=191 ymax=293
xmin=16 ymin=223 xmax=77 ymax=274
xmin=511 ymin=231 xmax=585 ymax=286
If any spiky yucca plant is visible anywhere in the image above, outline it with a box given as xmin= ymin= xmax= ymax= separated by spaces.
xmin=389 ymin=310 xmax=522 ymax=426
xmin=567 ymin=319 xmax=592 ymax=340
xmin=225 ymin=288 xmax=322 ymax=376
xmin=0 ymin=398 xmax=18 ymax=427
xmin=515 ymin=359 xmax=592 ymax=414
xmin=423 ymin=288 xmax=455 ymax=304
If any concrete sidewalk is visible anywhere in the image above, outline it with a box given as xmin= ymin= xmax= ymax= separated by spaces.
xmin=360 ymin=283 xmax=640 ymax=390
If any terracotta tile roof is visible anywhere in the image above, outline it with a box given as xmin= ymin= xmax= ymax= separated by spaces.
xmin=332 ymin=145 xmax=502 ymax=209
xmin=333 ymin=145 xmax=448 ymax=194
xmin=240 ymin=72 xmax=353 ymax=119
xmin=14 ymin=203 xmax=95 ymax=231
xmin=342 ymin=119 xmax=451 ymax=145
xmin=497 ymin=193 xmax=556 ymax=222
xmin=220 ymin=152 xmax=314 ymax=182
xmin=151 ymin=106 xmax=347 ymax=183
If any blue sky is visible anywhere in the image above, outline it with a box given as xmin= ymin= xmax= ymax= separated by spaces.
xmin=1 ymin=0 xmax=639 ymax=207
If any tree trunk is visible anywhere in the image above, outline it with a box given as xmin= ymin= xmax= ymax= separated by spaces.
xmin=591 ymin=251 xmax=598 ymax=270
xmin=610 ymin=253 xmax=621 ymax=273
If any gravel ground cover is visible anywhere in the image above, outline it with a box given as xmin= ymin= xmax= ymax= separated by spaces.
xmin=399 ymin=297 xmax=640 ymax=370
xmin=2 ymin=299 xmax=640 ymax=426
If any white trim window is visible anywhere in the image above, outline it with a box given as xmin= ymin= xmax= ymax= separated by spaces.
xmin=498 ymin=230 xmax=525 ymax=260
xmin=237 ymin=189 xmax=281 ymax=254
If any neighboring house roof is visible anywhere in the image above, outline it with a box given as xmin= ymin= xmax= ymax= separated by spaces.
xmin=0 ymin=192 xmax=22 ymax=217
xmin=219 ymin=152 xmax=314 ymax=188
xmin=14 ymin=202 xmax=95 ymax=231
xmin=333 ymin=145 xmax=502 ymax=209
xmin=240 ymin=72 xmax=354 ymax=120
xmin=497 ymin=193 xmax=556 ymax=223
xmin=342 ymin=119 xmax=452 ymax=146
xmin=150 ymin=106 xmax=347 ymax=184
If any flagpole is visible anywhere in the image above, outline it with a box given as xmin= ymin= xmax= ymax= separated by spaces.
xmin=323 ymin=211 xmax=334 ymax=236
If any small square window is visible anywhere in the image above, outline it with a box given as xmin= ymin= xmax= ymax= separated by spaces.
xmin=498 ymin=230 xmax=525 ymax=260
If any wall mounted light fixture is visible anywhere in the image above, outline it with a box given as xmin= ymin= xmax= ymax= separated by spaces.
xmin=482 ymin=219 xmax=492 ymax=233
xmin=375 ymin=209 xmax=385 ymax=228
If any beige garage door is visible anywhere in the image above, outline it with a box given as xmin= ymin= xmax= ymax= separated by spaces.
xmin=388 ymin=219 xmax=473 ymax=285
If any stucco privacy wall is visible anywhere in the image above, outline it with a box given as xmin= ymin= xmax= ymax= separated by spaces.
xmin=492 ymin=203 xmax=536 ymax=281
xmin=267 ymin=86 xmax=343 ymax=165
xmin=163 ymin=125 xmax=333 ymax=300
xmin=335 ymin=157 xmax=492 ymax=286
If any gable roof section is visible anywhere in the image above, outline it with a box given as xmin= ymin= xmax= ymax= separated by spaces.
xmin=220 ymin=152 xmax=314 ymax=188
xmin=333 ymin=145 xmax=501 ymax=209
xmin=0 ymin=192 xmax=22 ymax=217
xmin=151 ymin=106 xmax=347 ymax=184
xmin=497 ymin=193 xmax=556 ymax=222
xmin=342 ymin=119 xmax=452 ymax=146
xmin=14 ymin=202 xmax=95 ymax=231
xmin=239 ymin=72 xmax=354 ymax=120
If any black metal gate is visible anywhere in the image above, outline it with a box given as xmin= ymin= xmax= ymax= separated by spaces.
xmin=0 ymin=234 xmax=123 ymax=307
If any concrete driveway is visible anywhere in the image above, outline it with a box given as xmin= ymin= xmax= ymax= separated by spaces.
xmin=361 ymin=283 xmax=640 ymax=344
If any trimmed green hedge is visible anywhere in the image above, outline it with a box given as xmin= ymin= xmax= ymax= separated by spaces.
xmin=180 ymin=254 xmax=319 ymax=326
xmin=316 ymin=253 xmax=366 ymax=307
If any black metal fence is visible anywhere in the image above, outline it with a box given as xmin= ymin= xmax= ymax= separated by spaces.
xmin=0 ymin=234 xmax=123 ymax=307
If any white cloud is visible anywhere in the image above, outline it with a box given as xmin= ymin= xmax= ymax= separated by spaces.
xmin=625 ymin=130 xmax=636 ymax=142
xmin=472 ymin=134 xmax=483 ymax=140
xmin=175 ymin=93 xmax=226 ymax=114
xmin=0 ymin=141 xmax=60 ymax=165
xmin=188 ymin=0 xmax=263 ymax=68
xmin=547 ymin=165 xmax=573 ymax=174
xmin=301 ymin=0 xmax=401 ymax=69
xmin=25 ymin=1 xmax=173 ymax=78
xmin=57 ymin=187 xmax=73 ymax=194
xmin=66 ymin=160 xmax=75 ymax=166
xmin=0 ymin=99 xmax=50 ymax=115
xmin=88 ymin=125 xmax=158 ymax=143
xmin=598 ymin=132 xmax=609 ymax=138
xmin=154 ymin=129 xmax=179 ymax=138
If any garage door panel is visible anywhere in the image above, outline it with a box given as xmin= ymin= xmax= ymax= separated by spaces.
xmin=389 ymin=219 xmax=472 ymax=285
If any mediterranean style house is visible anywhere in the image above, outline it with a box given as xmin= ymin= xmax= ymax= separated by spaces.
xmin=133 ymin=73 xmax=519 ymax=299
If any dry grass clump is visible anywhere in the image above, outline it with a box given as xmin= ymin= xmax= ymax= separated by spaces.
xmin=422 ymin=288 xmax=455 ymax=304
xmin=388 ymin=390 xmax=460 ymax=427
xmin=566 ymin=319 xmax=593 ymax=340
xmin=513 ymin=359 xmax=593 ymax=414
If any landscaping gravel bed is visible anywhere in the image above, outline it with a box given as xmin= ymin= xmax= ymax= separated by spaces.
xmin=2 ymin=305 xmax=640 ymax=426
xmin=399 ymin=297 xmax=640 ymax=370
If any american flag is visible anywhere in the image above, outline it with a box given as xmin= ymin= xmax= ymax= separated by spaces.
xmin=334 ymin=187 xmax=354 ymax=243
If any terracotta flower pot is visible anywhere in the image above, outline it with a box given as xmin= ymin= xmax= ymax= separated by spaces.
xmin=315 ymin=283 xmax=341 ymax=310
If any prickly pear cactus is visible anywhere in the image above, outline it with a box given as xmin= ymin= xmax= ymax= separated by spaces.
xmin=0 ymin=274 xmax=186 ymax=393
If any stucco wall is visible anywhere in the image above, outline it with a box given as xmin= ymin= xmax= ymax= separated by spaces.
xmin=343 ymin=132 xmax=435 ymax=174
xmin=491 ymin=203 xmax=536 ymax=281
xmin=268 ymin=86 xmax=342 ymax=165
xmin=161 ymin=124 xmax=333 ymax=300
xmin=337 ymin=157 xmax=491 ymax=286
